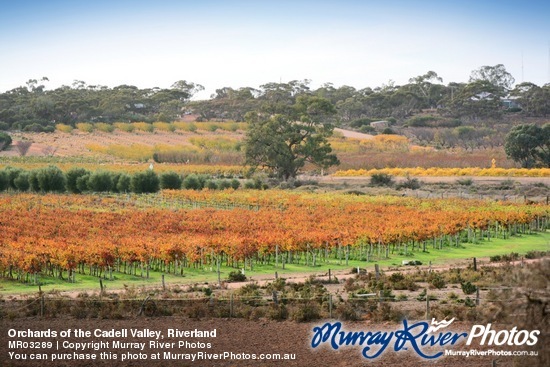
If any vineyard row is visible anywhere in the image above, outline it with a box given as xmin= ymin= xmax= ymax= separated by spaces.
xmin=1 ymin=193 xmax=548 ymax=285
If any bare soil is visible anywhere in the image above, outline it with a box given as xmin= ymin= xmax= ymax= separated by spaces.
xmin=333 ymin=128 xmax=374 ymax=140
xmin=1 ymin=130 xmax=243 ymax=158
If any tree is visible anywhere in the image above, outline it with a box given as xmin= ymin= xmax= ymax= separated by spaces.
xmin=130 ymin=170 xmax=160 ymax=193
xmin=160 ymin=171 xmax=183 ymax=190
xmin=0 ymin=170 xmax=8 ymax=191
xmin=15 ymin=140 xmax=32 ymax=156
xmin=36 ymin=165 xmax=66 ymax=192
xmin=66 ymin=168 xmax=90 ymax=193
xmin=444 ymin=80 xmax=503 ymax=120
xmin=469 ymin=64 xmax=515 ymax=92
xmin=511 ymin=82 xmax=550 ymax=117
xmin=505 ymin=124 xmax=550 ymax=167
xmin=87 ymin=171 xmax=113 ymax=192
xmin=407 ymin=71 xmax=444 ymax=109
xmin=0 ymin=132 xmax=11 ymax=151
xmin=244 ymin=96 xmax=339 ymax=180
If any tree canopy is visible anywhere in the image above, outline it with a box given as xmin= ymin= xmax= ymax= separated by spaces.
xmin=2 ymin=64 xmax=550 ymax=134
xmin=244 ymin=95 xmax=339 ymax=180
xmin=504 ymin=123 xmax=550 ymax=167
xmin=0 ymin=79 xmax=203 ymax=130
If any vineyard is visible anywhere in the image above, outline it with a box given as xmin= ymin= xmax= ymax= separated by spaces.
xmin=0 ymin=191 xmax=548 ymax=288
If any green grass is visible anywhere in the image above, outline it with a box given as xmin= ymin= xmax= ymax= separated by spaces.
xmin=1 ymin=231 xmax=548 ymax=295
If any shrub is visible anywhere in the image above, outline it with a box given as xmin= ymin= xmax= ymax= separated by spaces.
xmin=335 ymin=302 xmax=360 ymax=321
xmin=28 ymin=170 xmax=40 ymax=191
xmin=207 ymin=123 xmax=219 ymax=132
xmin=0 ymin=121 xmax=9 ymax=131
xmin=76 ymin=123 xmax=94 ymax=133
xmin=153 ymin=122 xmax=176 ymax=132
xmin=461 ymin=281 xmax=477 ymax=295
xmin=268 ymin=304 xmax=289 ymax=321
xmin=0 ymin=132 xmax=12 ymax=151
xmin=0 ymin=170 xmax=9 ymax=191
xmin=76 ymin=174 xmax=91 ymax=193
xmin=3 ymin=166 xmax=23 ymax=189
xmin=114 ymin=122 xmax=135 ymax=132
xmin=13 ymin=172 xmax=30 ymax=191
xmin=290 ymin=302 xmax=321 ymax=322
xmin=66 ymin=168 xmax=90 ymax=193
xmin=205 ymin=180 xmax=218 ymax=190
xmin=116 ymin=174 xmax=131 ymax=193
xmin=243 ymin=180 xmax=256 ymax=189
xmin=23 ymin=123 xmax=54 ymax=133
xmin=56 ymin=123 xmax=73 ymax=133
xmin=360 ymin=125 xmax=376 ymax=133
xmin=525 ymin=251 xmax=548 ymax=259
xmin=501 ymin=252 xmax=519 ymax=262
xmin=36 ymin=166 xmax=66 ymax=192
xmin=132 ymin=122 xmax=154 ymax=132
xmin=87 ymin=171 xmax=113 ymax=192
xmin=456 ymin=178 xmax=473 ymax=186
xmin=397 ymin=176 xmax=421 ymax=190
xmin=183 ymin=174 xmax=202 ymax=190
xmin=350 ymin=118 xmax=375 ymax=128
xmin=370 ymin=173 xmax=394 ymax=187
xmin=230 ymin=179 xmax=241 ymax=190
xmin=428 ymin=273 xmax=446 ymax=289
xmin=405 ymin=115 xmax=437 ymax=127
xmin=94 ymin=122 xmax=115 ymax=133
xmin=218 ymin=179 xmax=232 ymax=190
xmin=227 ymin=271 xmax=247 ymax=282
xmin=109 ymin=172 xmax=122 ymax=192
xmin=130 ymin=170 xmax=160 ymax=193
xmin=489 ymin=255 xmax=501 ymax=262
xmin=159 ymin=171 xmax=183 ymax=190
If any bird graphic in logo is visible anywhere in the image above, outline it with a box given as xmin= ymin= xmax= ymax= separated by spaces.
xmin=427 ymin=318 xmax=456 ymax=333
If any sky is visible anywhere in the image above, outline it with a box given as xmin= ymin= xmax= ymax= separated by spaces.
xmin=0 ymin=0 xmax=549 ymax=99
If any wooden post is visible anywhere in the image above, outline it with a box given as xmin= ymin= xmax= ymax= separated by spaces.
xmin=375 ymin=264 xmax=380 ymax=280
xmin=162 ymin=274 xmax=165 ymax=291
xmin=476 ymin=287 xmax=480 ymax=306
xmin=328 ymin=269 xmax=331 ymax=282
xmin=473 ymin=257 xmax=477 ymax=271
xmin=99 ymin=279 xmax=104 ymax=295
xmin=275 ymin=271 xmax=278 ymax=279
xmin=345 ymin=245 xmax=350 ymax=266
xmin=429 ymin=261 xmax=432 ymax=273
xmin=272 ymin=291 xmax=278 ymax=305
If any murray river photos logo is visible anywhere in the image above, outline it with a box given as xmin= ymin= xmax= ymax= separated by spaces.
xmin=310 ymin=319 xmax=540 ymax=359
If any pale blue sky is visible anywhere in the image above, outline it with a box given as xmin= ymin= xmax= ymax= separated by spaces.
xmin=1 ymin=0 xmax=548 ymax=98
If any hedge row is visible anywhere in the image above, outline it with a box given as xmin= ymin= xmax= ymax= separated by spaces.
xmin=0 ymin=166 xmax=243 ymax=194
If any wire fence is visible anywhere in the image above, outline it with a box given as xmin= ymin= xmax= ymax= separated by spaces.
xmin=0 ymin=285 xmax=535 ymax=322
